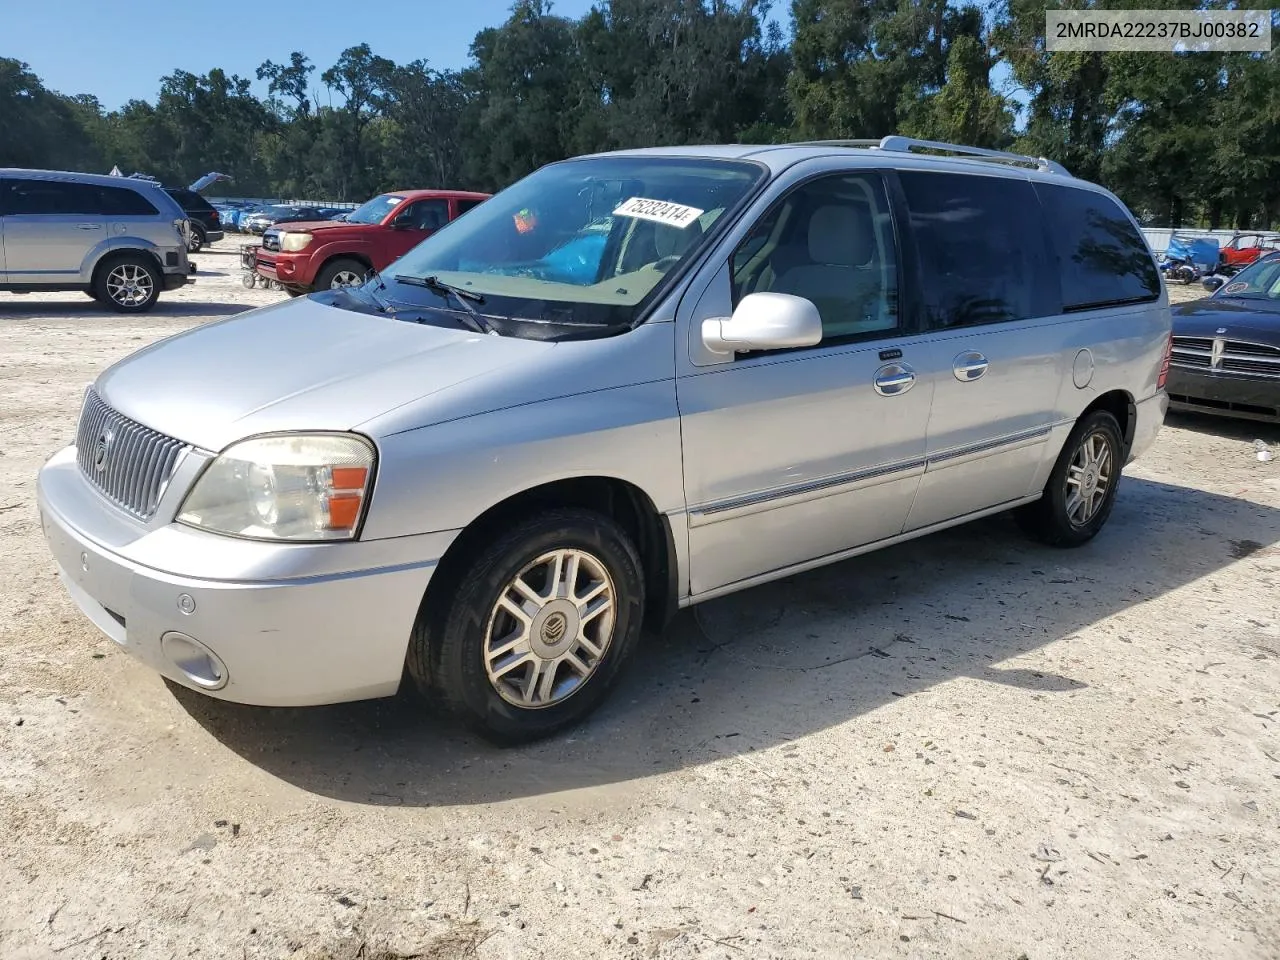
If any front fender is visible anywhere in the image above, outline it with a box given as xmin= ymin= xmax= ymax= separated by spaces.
xmin=303 ymin=240 xmax=378 ymax=284
xmin=360 ymin=379 xmax=685 ymax=543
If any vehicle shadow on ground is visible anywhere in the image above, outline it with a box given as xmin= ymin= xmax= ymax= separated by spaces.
xmin=0 ymin=300 xmax=249 ymax=318
xmin=173 ymin=476 xmax=1280 ymax=806
xmin=1166 ymin=410 xmax=1280 ymax=443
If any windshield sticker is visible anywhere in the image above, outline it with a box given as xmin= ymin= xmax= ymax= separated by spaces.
xmin=613 ymin=197 xmax=705 ymax=229
xmin=1224 ymin=281 xmax=1248 ymax=293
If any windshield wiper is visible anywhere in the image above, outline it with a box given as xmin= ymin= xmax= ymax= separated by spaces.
xmin=364 ymin=270 xmax=396 ymax=313
xmin=395 ymin=274 xmax=495 ymax=335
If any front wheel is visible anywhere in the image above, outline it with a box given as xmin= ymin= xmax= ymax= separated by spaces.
xmin=315 ymin=258 xmax=369 ymax=290
xmin=1016 ymin=410 xmax=1123 ymax=547
xmin=407 ymin=509 xmax=646 ymax=744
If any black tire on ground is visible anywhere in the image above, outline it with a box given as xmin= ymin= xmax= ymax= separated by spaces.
xmin=188 ymin=228 xmax=205 ymax=253
xmin=285 ymin=287 xmax=306 ymax=298
xmin=92 ymin=254 xmax=162 ymax=314
xmin=242 ymin=273 xmax=257 ymax=289
xmin=314 ymin=258 xmax=369 ymax=290
xmin=407 ymin=508 xmax=646 ymax=744
xmin=1015 ymin=409 xmax=1124 ymax=548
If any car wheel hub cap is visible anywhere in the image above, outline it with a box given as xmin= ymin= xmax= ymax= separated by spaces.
xmin=484 ymin=548 xmax=616 ymax=709
xmin=1065 ymin=431 xmax=1113 ymax=527
xmin=106 ymin=264 xmax=152 ymax=305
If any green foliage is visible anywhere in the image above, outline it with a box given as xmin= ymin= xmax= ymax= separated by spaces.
xmin=4 ymin=0 xmax=1278 ymax=227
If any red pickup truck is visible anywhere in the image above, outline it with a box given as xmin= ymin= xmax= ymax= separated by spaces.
xmin=254 ymin=189 xmax=490 ymax=294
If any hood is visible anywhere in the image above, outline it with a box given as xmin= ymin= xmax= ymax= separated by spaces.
xmin=1172 ymin=298 xmax=1280 ymax=341
xmin=268 ymin=219 xmax=367 ymax=234
xmin=96 ymin=297 xmax=552 ymax=451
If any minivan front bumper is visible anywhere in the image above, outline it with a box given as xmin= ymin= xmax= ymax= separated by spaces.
xmin=37 ymin=445 xmax=453 ymax=707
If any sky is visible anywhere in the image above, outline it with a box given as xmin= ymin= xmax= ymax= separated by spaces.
xmin=6 ymin=0 xmax=1019 ymax=122
xmin=5 ymin=0 xmax=604 ymax=108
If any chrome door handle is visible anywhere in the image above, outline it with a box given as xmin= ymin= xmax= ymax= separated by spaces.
xmin=76 ymin=223 xmax=102 ymax=230
xmin=952 ymin=350 xmax=988 ymax=382
xmin=873 ymin=361 xmax=916 ymax=396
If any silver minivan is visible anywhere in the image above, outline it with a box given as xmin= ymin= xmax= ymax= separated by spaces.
xmin=0 ymin=169 xmax=191 ymax=312
xmin=36 ymin=138 xmax=1171 ymax=742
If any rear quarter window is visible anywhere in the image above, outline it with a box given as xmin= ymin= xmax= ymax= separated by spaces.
xmin=898 ymin=170 xmax=1057 ymax=328
xmin=1035 ymin=183 xmax=1160 ymax=310
xmin=101 ymin=186 xmax=160 ymax=216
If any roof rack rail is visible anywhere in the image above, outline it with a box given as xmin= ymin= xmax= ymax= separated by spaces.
xmin=793 ymin=135 xmax=1072 ymax=177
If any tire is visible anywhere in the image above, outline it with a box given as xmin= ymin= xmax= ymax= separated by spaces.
xmin=314 ymin=258 xmax=369 ymax=290
xmin=285 ymin=287 xmax=306 ymax=298
xmin=188 ymin=228 xmax=205 ymax=254
xmin=242 ymin=273 xmax=257 ymax=289
xmin=93 ymin=254 xmax=162 ymax=313
xmin=1016 ymin=410 xmax=1124 ymax=548
xmin=407 ymin=508 xmax=646 ymax=744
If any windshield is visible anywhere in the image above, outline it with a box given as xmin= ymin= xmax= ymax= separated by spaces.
xmin=1217 ymin=256 xmax=1280 ymax=300
xmin=346 ymin=194 xmax=405 ymax=225
xmin=381 ymin=156 xmax=765 ymax=326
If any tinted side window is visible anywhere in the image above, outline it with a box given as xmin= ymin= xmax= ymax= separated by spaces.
xmin=732 ymin=173 xmax=899 ymax=342
xmin=400 ymin=199 xmax=450 ymax=230
xmin=899 ymin=171 xmax=1056 ymax=328
xmin=1035 ymin=183 xmax=1160 ymax=310
xmin=456 ymin=198 xmax=485 ymax=215
xmin=101 ymin=186 xmax=159 ymax=216
xmin=3 ymin=179 xmax=107 ymax=215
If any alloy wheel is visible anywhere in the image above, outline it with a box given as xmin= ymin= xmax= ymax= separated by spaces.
xmin=1065 ymin=431 xmax=1113 ymax=527
xmin=105 ymin=263 xmax=154 ymax=307
xmin=483 ymin=548 xmax=616 ymax=709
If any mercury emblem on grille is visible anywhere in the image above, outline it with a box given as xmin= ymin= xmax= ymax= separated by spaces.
xmin=93 ymin=428 xmax=114 ymax=472
xmin=1210 ymin=338 xmax=1225 ymax=370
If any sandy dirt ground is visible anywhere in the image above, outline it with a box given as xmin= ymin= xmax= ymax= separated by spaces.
xmin=1 ymin=246 xmax=1278 ymax=960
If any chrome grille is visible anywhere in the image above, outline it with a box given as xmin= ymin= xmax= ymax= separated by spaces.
xmin=261 ymin=231 xmax=280 ymax=252
xmin=1223 ymin=339 xmax=1280 ymax=377
xmin=1171 ymin=336 xmax=1280 ymax=377
xmin=1171 ymin=336 xmax=1212 ymax=368
xmin=75 ymin=390 xmax=187 ymax=520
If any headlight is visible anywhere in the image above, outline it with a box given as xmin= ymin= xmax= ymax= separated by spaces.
xmin=280 ymin=231 xmax=313 ymax=252
xmin=177 ymin=434 xmax=375 ymax=541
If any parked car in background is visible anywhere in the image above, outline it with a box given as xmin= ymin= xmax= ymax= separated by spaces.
xmin=0 ymin=168 xmax=191 ymax=312
xmin=241 ymin=204 xmax=334 ymax=235
xmin=164 ymin=187 xmax=224 ymax=252
xmin=36 ymin=138 xmax=1169 ymax=743
xmin=1169 ymin=251 xmax=1280 ymax=423
xmin=1219 ymin=231 xmax=1280 ymax=275
xmin=254 ymin=189 xmax=489 ymax=293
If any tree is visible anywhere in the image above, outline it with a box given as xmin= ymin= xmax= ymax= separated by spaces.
xmin=320 ymin=44 xmax=397 ymax=199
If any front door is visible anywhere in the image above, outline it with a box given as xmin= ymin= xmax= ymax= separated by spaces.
xmin=385 ymin=198 xmax=448 ymax=264
xmin=677 ymin=171 xmax=934 ymax=597
xmin=0 ymin=178 xmax=106 ymax=283
xmin=894 ymin=169 xmax=1069 ymax=531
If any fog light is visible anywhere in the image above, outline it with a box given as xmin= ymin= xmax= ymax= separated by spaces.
xmin=160 ymin=631 xmax=228 ymax=690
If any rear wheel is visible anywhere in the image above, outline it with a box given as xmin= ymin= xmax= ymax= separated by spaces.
xmin=188 ymin=227 xmax=205 ymax=253
xmin=1016 ymin=410 xmax=1123 ymax=547
xmin=315 ymin=258 xmax=369 ymax=290
xmin=93 ymin=255 xmax=161 ymax=313
xmin=407 ymin=509 xmax=646 ymax=744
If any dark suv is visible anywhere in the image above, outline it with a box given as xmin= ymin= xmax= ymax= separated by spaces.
xmin=164 ymin=188 xmax=224 ymax=252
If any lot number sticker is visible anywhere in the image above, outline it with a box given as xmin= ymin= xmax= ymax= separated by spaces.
xmin=613 ymin=197 xmax=705 ymax=229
